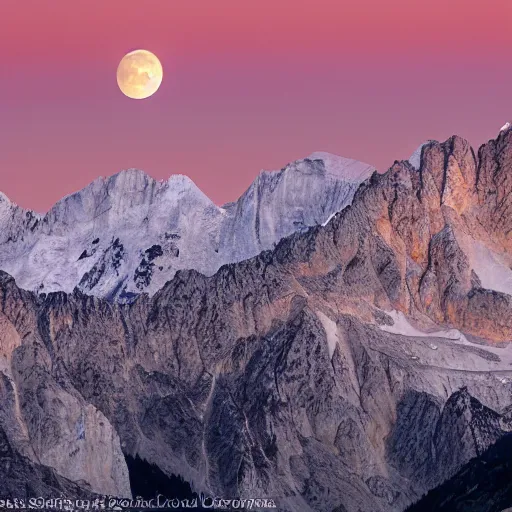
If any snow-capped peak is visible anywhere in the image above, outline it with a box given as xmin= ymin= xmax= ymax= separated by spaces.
xmin=500 ymin=122 xmax=511 ymax=133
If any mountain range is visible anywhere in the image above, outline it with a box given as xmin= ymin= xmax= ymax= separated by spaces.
xmin=0 ymin=153 xmax=374 ymax=301
xmin=0 ymin=124 xmax=511 ymax=511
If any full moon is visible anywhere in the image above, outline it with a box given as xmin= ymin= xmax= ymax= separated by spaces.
xmin=117 ymin=50 xmax=163 ymax=99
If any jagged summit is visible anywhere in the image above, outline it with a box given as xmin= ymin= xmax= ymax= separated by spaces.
xmin=42 ymin=168 xmax=216 ymax=233
xmin=24 ymin=168 xmax=207 ymax=220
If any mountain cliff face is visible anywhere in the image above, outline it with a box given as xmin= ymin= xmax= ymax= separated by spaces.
xmin=0 ymin=130 xmax=511 ymax=511
xmin=0 ymin=154 xmax=374 ymax=301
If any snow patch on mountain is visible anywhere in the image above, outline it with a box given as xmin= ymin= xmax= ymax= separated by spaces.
xmin=379 ymin=310 xmax=469 ymax=342
xmin=316 ymin=310 xmax=339 ymax=359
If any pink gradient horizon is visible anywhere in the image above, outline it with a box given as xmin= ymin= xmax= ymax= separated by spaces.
xmin=0 ymin=0 xmax=510 ymax=213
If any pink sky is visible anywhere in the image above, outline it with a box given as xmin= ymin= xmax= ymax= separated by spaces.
xmin=1 ymin=0 xmax=510 ymax=212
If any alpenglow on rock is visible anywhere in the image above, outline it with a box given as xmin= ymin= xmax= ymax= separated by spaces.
xmin=0 ymin=153 xmax=374 ymax=300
